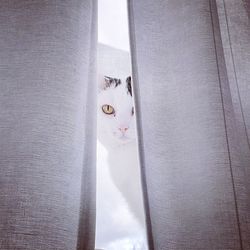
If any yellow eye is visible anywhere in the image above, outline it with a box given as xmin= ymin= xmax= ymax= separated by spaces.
xmin=102 ymin=104 xmax=115 ymax=115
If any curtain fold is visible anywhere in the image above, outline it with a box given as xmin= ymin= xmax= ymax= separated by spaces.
xmin=0 ymin=1 xmax=96 ymax=249
xmin=128 ymin=0 xmax=250 ymax=249
xmin=216 ymin=1 xmax=250 ymax=248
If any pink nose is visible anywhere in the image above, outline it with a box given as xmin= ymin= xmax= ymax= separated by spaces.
xmin=118 ymin=126 xmax=129 ymax=133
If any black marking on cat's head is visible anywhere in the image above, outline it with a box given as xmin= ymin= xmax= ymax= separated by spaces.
xmin=126 ymin=76 xmax=132 ymax=96
xmin=104 ymin=76 xmax=121 ymax=89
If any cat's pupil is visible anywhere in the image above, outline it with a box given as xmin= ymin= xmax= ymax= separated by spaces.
xmin=132 ymin=107 xmax=134 ymax=116
xmin=102 ymin=104 xmax=115 ymax=115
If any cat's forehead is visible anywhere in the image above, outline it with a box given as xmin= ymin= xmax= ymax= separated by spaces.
xmin=99 ymin=83 xmax=133 ymax=108
xmin=114 ymin=84 xmax=132 ymax=104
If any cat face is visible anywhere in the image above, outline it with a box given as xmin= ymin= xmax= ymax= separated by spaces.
xmin=98 ymin=76 xmax=136 ymax=147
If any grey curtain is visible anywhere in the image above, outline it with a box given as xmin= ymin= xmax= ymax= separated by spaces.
xmin=128 ymin=0 xmax=250 ymax=249
xmin=2 ymin=0 xmax=250 ymax=249
xmin=0 ymin=1 xmax=96 ymax=249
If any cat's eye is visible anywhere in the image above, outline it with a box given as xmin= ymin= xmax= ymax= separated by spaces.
xmin=102 ymin=104 xmax=115 ymax=115
xmin=132 ymin=107 xmax=134 ymax=115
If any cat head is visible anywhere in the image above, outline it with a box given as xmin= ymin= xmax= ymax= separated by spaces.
xmin=98 ymin=75 xmax=136 ymax=147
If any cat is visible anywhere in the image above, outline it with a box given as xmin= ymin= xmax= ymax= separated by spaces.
xmin=97 ymin=75 xmax=145 ymax=227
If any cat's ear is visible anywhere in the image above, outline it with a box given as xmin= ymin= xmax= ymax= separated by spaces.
xmin=104 ymin=76 xmax=114 ymax=87
xmin=98 ymin=74 xmax=111 ymax=91
xmin=126 ymin=76 xmax=132 ymax=96
xmin=98 ymin=75 xmax=121 ymax=91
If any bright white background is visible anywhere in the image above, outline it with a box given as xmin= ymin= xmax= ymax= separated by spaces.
xmin=98 ymin=0 xmax=130 ymax=51
xmin=96 ymin=0 xmax=147 ymax=249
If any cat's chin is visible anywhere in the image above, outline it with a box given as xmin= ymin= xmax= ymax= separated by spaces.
xmin=114 ymin=135 xmax=135 ymax=145
xmin=118 ymin=136 xmax=131 ymax=142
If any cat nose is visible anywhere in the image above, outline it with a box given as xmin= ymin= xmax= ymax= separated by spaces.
xmin=118 ymin=126 xmax=129 ymax=133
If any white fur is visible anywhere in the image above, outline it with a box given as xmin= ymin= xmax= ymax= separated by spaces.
xmin=97 ymin=76 xmax=145 ymax=226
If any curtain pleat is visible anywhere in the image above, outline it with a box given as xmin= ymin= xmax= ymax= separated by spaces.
xmin=128 ymin=0 xmax=250 ymax=249
xmin=216 ymin=1 xmax=250 ymax=248
xmin=0 ymin=1 xmax=96 ymax=249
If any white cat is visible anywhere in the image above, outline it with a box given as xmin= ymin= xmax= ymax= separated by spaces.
xmin=97 ymin=75 xmax=145 ymax=226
